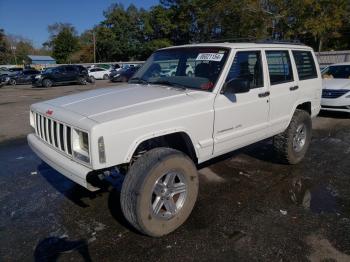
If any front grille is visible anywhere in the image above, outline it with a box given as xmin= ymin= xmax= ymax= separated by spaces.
xmin=322 ymin=89 xmax=349 ymax=99
xmin=34 ymin=112 xmax=72 ymax=156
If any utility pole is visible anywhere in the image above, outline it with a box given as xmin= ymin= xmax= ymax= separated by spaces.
xmin=11 ymin=46 xmax=17 ymax=65
xmin=93 ymin=31 xmax=96 ymax=64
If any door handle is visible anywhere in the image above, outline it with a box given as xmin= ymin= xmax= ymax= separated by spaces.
xmin=290 ymin=85 xmax=299 ymax=91
xmin=258 ymin=91 xmax=270 ymax=98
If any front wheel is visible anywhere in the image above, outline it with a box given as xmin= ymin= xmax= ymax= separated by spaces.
xmin=273 ymin=109 xmax=312 ymax=164
xmin=103 ymin=74 xmax=109 ymax=80
xmin=120 ymin=148 xmax=199 ymax=237
xmin=9 ymin=79 xmax=16 ymax=86
xmin=42 ymin=79 xmax=53 ymax=88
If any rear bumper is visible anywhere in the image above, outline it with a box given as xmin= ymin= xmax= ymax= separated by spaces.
xmin=27 ymin=133 xmax=99 ymax=191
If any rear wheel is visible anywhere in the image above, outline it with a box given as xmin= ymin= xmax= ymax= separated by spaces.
xmin=273 ymin=109 xmax=312 ymax=164
xmin=42 ymin=79 xmax=53 ymax=88
xmin=89 ymin=76 xmax=96 ymax=83
xmin=78 ymin=77 xmax=87 ymax=85
xmin=120 ymin=148 xmax=199 ymax=237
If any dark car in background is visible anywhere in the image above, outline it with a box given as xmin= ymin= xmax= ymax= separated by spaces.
xmin=32 ymin=65 xmax=89 ymax=87
xmin=8 ymin=69 xmax=40 ymax=85
xmin=8 ymin=67 xmax=24 ymax=73
xmin=0 ymin=67 xmax=15 ymax=76
xmin=0 ymin=74 xmax=10 ymax=88
xmin=110 ymin=65 xmax=141 ymax=82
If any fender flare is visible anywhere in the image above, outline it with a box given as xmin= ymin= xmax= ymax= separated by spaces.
xmin=124 ymin=128 xmax=199 ymax=163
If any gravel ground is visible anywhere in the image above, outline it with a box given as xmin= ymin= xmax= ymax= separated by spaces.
xmin=0 ymin=81 xmax=118 ymax=143
xmin=0 ymin=82 xmax=349 ymax=261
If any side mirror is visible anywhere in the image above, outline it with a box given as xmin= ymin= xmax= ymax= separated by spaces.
xmin=223 ymin=78 xmax=250 ymax=94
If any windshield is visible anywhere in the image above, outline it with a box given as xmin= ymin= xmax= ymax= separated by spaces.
xmin=130 ymin=47 xmax=230 ymax=91
xmin=322 ymin=65 xmax=350 ymax=79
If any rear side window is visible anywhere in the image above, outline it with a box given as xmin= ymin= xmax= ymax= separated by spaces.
xmin=292 ymin=51 xmax=317 ymax=80
xmin=225 ymin=51 xmax=264 ymax=88
xmin=65 ymin=66 xmax=76 ymax=72
xmin=266 ymin=51 xmax=293 ymax=85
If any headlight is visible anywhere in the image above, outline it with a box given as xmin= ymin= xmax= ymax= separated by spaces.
xmin=5 ymin=77 xmax=10 ymax=82
xmin=35 ymin=75 xmax=42 ymax=79
xmin=72 ymin=129 xmax=90 ymax=163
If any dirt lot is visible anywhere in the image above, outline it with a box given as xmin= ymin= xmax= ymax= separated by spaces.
xmin=0 ymin=82 xmax=349 ymax=261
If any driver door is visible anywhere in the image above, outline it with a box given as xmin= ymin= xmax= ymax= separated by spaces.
xmin=213 ymin=49 xmax=270 ymax=155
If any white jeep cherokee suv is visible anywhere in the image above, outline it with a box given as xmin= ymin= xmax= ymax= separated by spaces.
xmin=28 ymin=43 xmax=322 ymax=236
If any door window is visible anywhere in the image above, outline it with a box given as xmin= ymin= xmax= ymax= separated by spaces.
xmin=225 ymin=51 xmax=264 ymax=88
xmin=266 ymin=51 xmax=293 ymax=85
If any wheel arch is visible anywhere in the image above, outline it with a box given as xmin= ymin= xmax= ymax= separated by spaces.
xmin=295 ymin=101 xmax=311 ymax=115
xmin=125 ymin=130 xmax=198 ymax=164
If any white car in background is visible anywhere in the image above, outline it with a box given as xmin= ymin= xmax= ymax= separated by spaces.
xmin=88 ymin=67 xmax=111 ymax=80
xmin=161 ymin=64 xmax=194 ymax=77
xmin=321 ymin=63 xmax=350 ymax=113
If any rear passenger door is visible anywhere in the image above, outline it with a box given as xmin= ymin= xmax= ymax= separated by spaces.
xmin=65 ymin=66 xmax=78 ymax=81
xmin=265 ymin=50 xmax=299 ymax=134
xmin=53 ymin=67 xmax=66 ymax=82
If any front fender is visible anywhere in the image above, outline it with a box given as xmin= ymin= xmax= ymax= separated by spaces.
xmin=124 ymin=128 xmax=198 ymax=163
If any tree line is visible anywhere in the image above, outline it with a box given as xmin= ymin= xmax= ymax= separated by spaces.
xmin=1 ymin=0 xmax=350 ymax=65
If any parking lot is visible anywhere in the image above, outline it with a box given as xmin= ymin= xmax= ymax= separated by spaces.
xmin=0 ymin=82 xmax=349 ymax=261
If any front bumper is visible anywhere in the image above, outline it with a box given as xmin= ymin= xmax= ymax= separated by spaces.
xmin=32 ymin=79 xmax=43 ymax=87
xmin=28 ymin=133 xmax=99 ymax=191
xmin=321 ymin=96 xmax=350 ymax=113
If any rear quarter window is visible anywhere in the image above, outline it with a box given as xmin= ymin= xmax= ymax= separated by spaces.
xmin=292 ymin=50 xmax=318 ymax=80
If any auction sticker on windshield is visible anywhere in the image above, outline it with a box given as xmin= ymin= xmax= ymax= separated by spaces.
xmin=196 ymin=53 xmax=224 ymax=62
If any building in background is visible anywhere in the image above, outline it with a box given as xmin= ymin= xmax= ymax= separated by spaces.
xmin=26 ymin=55 xmax=56 ymax=65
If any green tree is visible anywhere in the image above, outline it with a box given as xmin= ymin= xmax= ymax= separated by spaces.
xmin=70 ymin=30 xmax=94 ymax=63
xmin=261 ymin=0 xmax=348 ymax=51
xmin=15 ymin=40 xmax=34 ymax=64
xmin=47 ymin=23 xmax=79 ymax=63
xmin=0 ymin=29 xmax=11 ymax=64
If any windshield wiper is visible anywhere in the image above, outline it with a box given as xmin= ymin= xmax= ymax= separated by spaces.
xmin=129 ymin=77 xmax=149 ymax=85
xmin=150 ymin=80 xmax=187 ymax=90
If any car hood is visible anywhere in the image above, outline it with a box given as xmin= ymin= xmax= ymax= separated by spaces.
xmin=322 ymin=79 xmax=350 ymax=90
xmin=42 ymin=84 xmax=202 ymax=123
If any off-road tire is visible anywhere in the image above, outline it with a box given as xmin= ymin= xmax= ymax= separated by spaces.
xmin=273 ymin=109 xmax=312 ymax=164
xmin=42 ymin=79 xmax=53 ymax=88
xmin=120 ymin=147 xmax=199 ymax=237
